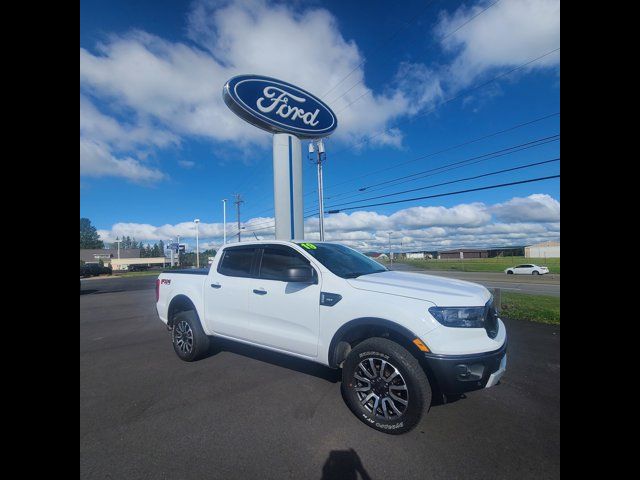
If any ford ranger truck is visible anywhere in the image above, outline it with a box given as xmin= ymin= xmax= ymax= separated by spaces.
xmin=156 ymin=241 xmax=507 ymax=434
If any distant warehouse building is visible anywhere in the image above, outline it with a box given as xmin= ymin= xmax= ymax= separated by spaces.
xmin=525 ymin=241 xmax=560 ymax=258
xmin=438 ymin=248 xmax=488 ymax=259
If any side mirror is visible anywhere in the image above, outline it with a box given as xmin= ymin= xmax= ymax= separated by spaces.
xmin=285 ymin=265 xmax=315 ymax=283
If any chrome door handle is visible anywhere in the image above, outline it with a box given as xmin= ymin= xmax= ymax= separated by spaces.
xmin=210 ymin=283 xmax=221 ymax=289
xmin=253 ymin=289 xmax=267 ymax=295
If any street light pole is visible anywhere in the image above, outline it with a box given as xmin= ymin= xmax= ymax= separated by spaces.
xmin=388 ymin=232 xmax=393 ymax=268
xmin=194 ymin=219 xmax=200 ymax=268
xmin=222 ymin=199 xmax=227 ymax=245
xmin=309 ymin=139 xmax=326 ymax=241
xmin=233 ymin=194 xmax=243 ymax=242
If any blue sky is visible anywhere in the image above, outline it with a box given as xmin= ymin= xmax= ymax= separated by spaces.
xmin=80 ymin=0 xmax=560 ymax=252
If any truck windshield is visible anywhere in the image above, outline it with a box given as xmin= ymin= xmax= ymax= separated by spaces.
xmin=297 ymin=243 xmax=388 ymax=279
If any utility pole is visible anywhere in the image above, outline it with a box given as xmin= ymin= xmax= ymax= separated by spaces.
xmin=233 ymin=194 xmax=244 ymax=242
xmin=388 ymin=232 xmax=393 ymax=268
xmin=115 ymin=237 xmax=122 ymax=260
xmin=308 ymin=139 xmax=327 ymax=241
xmin=177 ymin=235 xmax=181 ymax=267
xmin=222 ymin=199 xmax=227 ymax=245
xmin=194 ymin=219 xmax=200 ymax=268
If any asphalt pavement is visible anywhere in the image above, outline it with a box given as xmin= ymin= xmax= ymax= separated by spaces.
xmin=80 ymin=275 xmax=560 ymax=479
xmin=388 ymin=263 xmax=560 ymax=297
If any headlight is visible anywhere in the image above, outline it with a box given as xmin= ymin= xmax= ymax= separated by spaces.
xmin=428 ymin=306 xmax=487 ymax=328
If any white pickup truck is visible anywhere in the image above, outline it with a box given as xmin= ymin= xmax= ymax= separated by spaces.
xmin=156 ymin=240 xmax=507 ymax=434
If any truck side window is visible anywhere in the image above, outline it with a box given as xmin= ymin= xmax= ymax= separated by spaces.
xmin=218 ymin=248 xmax=256 ymax=278
xmin=259 ymin=246 xmax=311 ymax=281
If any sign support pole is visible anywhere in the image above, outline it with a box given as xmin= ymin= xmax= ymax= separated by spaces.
xmin=273 ymin=133 xmax=304 ymax=240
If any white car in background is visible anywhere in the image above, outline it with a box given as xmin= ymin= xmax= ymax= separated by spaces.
xmin=505 ymin=264 xmax=549 ymax=275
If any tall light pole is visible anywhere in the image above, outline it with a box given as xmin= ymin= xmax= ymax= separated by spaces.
xmin=115 ymin=237 xmax=122 ymax=260
xmin=222 ymin=199 xmax=228 ymax=245
xmin=194 ymin=219 xmax=200 ymax=268
xmin=388 ymin=232 xmax=393 ymax=268
xmin=233 ymin=194 xmax=244 ymax=242
xmin=309 ymin=139 xmax=326 ymax=241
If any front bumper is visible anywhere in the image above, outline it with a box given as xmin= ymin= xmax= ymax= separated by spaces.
xmin=422 ymin=341 xmax=507 ymax=394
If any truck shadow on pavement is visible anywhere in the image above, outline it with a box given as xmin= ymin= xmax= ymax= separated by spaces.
xmin=203 ymin=339 xmax=470 ymax=408
xmin=205 ymin=338 xmax=341 ymax=383
xmin=321 ymin=449 xmax=372 ymax=480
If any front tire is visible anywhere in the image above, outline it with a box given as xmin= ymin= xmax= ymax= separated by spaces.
xmin=532 ymin=270 xmax=540 ymax=275
xmin=507 ymin=270 xmax=514 ymax=274
xmin=341 ymin=337 xmax=431 ymax=434
xmin=171 ymin=310 xmax=210 ymax=362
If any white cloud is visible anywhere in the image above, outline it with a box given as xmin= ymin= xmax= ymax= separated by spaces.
xmin=97 ymin=194 xmax=559 ymax=251
xmin=80 ymin=95 xmax=177 ymax=182
xmin=178 ymin=160 xmax=195 ymax=169
xmin=437 ymin=0 xmax=560 ymax=87
xmin=491 ymin=194 xmax=560 ymax=223
xmin=80 ymin=138 xmax=165 ymax=183
xmin=80 ymin=0 xmax=559 ymax=182
xmin=79 ymin=0 xmax=445 ymax=163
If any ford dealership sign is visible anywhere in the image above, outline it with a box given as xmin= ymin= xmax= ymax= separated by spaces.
xmin=223 ymin=75 xmax=337 ymax=139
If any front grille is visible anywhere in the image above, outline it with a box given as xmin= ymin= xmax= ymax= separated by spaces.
xmin=484 ymin=299 xmax=499 ymax=339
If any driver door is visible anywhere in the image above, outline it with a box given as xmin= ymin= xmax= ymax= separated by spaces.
xmin=247 ymin=245 xmax=320 ymax=357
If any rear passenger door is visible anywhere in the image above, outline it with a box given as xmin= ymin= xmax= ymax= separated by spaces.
xmin=204 ymin=246 xmax=258 ymax=339
xmin=247 ymin=245 xmax=321 ymax=357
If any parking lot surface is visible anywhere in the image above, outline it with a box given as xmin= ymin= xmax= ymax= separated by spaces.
xmin=80 ymin=276 xmax=560 ymax=480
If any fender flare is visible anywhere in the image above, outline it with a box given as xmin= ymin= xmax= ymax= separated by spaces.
xmin=327 ymin=317 xmax=422 ymax=368
xmin=167 ymin=294 xmax=199 ymax=327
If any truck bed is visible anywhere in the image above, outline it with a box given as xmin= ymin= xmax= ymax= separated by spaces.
xmin=162 ymin=268 xmax=209 ymax=275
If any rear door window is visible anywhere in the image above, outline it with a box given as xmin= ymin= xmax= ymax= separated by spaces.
xmin=218 ymin=247 xmax=257 ymax=278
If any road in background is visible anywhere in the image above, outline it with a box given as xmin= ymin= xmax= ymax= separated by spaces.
xmin=80 ymin=276 xmax=559 ymax=479
xmin=389 ymin=262 xmax=560 ymax=297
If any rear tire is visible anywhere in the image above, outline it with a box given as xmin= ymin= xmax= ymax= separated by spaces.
xmin=507 ymin=270 xmax=514 ymax=274
xmin=532 ymin=270 xmax=540 ymax=275
xmin=171 ymin=310 xmax=210 ymax=362
xmin=341 ymin=337 xmax=431 ymax=435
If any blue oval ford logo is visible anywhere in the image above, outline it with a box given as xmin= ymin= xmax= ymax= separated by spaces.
xmin=223 ymin=75 xmax=337 ymax=139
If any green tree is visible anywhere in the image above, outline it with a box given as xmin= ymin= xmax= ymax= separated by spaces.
xmin=80 ymin=218 xmax=104 ymax=249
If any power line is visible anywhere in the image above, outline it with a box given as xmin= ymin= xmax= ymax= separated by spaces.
xmin=326 ymin=157 xmax=559 ymax=209
xmin=241 ymin=173 xmax=560 ymax=233
xmin=325 ymin=174 xmax=560 ymax=213
xmin=346 ymin=134 xmax=558 ymax=193
xmin=304 ymin=111 xmax=559 ymax=200
xmin=310 ymin=133 xmax=559 ymax=207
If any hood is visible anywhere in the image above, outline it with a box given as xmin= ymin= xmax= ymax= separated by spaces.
xmin=346 ymin=271 xmax=491 ymax=307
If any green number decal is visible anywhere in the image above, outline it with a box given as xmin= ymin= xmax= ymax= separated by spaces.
xmin=300 ymin=243 xmax=317 ymax=250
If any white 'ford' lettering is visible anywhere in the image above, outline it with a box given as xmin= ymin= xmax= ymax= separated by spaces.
xmin=256 ymin=86 xmax=320 ymax=127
